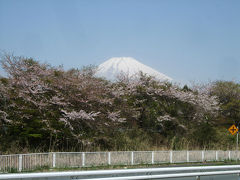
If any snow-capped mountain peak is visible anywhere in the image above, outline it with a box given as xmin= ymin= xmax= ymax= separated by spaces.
xmin=95 ymin=57 xmax=172 ymax=81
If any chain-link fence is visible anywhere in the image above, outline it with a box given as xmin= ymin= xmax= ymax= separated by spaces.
xmin=0 ymin=150 xmax=239 ymax=173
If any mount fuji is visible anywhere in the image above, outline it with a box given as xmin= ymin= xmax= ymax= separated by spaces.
xmin=95 ymin=57 xmax=172 ymax=81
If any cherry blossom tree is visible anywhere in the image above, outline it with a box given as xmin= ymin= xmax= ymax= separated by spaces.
xmin=0 ymin=54 xmax=222 ymax=151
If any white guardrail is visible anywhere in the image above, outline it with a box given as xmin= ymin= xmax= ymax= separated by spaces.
xmin=0 ymin=150 xmax=240 ymax=173
xmin=1 ymin=165 xmax=240 ymax=179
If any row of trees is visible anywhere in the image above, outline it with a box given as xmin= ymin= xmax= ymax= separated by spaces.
xmin=0 ymin=54 xmax=239 ymax=153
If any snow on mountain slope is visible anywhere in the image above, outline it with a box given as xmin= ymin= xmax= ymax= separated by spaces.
xmin=95 ymin=57 xmax=172 ymax=81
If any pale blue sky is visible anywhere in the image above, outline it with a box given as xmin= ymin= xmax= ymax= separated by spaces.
xmin=0 ymin=0 xmax=240 ymax=84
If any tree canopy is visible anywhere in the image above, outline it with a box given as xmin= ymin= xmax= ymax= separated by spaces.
xmin=0 ymin=54 xmax=238 ymax=153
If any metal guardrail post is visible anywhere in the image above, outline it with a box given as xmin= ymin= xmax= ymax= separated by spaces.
xmin=202 ymin=151 xmax=205 ymax=162
xmin=152 ymin=151 xmax=154 ymax=164
xmin=216 ymin=151 xmax=218 ymax=161
xmin=52 ymin=153 xmax=56 ymax=168
xmin=82 ymin=153 xmax=85 ymax=167
xmin=18 ymin=154 xmax=22 ymax=172
xmin=108 ymin=152 xmax=111 ymax=165
xmin=131 ymin=152 xmax=134 ymax=165
xmin=187 ymin=151 xmax=189 ymax=162
xmin=170 ymin=151 xmax=173 ymax=163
